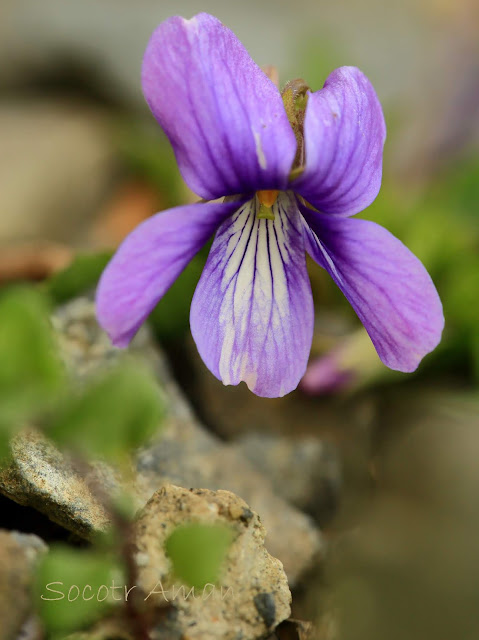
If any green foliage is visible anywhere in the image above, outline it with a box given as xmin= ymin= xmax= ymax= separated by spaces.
xmin=45 ymin=252 xmax=113 ymax=305
xmin=442 ymin=256 xmax=479 ymax=331
xmin=47 ymin=361 xmax=164 ymax=462
xmin=472 ymin=333 xmax=479 ymax=383
xmin=287 ymin=31 xmax=349 ymax=92
xmin=116 ymin=120 xmax=184 ymax=208
xmin=0 ymin=282 xmax=167 ymax=468
xmin=0 ymin=420 xmax=14 ymax=465
xmin=0 ymin=287 xmax=65 ymax=424
xmin=165 ymin=523 xmax=235 ymax=589
xmin=432 ymin=156 xmax=479 ymax=218
xmin=35 ymin=546 xmax=120 ymax=636
xmin=149 ymin=253 xmax=205 ymax=340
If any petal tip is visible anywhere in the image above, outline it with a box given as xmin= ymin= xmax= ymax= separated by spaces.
xmin=110 ymin=333 xmax=132 ymax=350
xmin=377 ymin=303 xmax=445 ymax=373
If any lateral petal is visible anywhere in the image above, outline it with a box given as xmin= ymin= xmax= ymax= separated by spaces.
xmin=142 ymin=13 xmax=297 ymax=199
xmin=301 ymin=207 xmax=444 ymax=371
xmin=96 ymin=200 xmax=241 ymax=347
xmin=190 ymin=193 xmax=314 ymax=397
xmin=292 ymin=67 xmax=386 ymax=216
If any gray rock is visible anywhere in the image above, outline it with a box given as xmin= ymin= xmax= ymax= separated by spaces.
xmin=234 ymin=432 xmax=341 ymax=524
xmin=0 ymin=429 xmax=110 ymax=540
xmin=253 ymin=592 xmax=277 ymax=628
xmin=7 ymin=530 xmax=48 ymax=561
xmin=135 ymin=485 xmax=291 ymax=640
xmin=0 ymin=530 xmax=46 ymax=640
xmin=137 ymin=433 xmax=323 ymax=587
xmin=0 ymin=298 xmax=321 ymax=585
xmin=14 ymin=616 xmax=43 ymax=640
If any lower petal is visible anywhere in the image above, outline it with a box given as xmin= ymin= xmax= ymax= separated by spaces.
xmin=190 ymin=193 xmax=314 ymax=398
xmin=96 ymin=200 xmax=241 ymax=347
xmin=301 ymin=207 xmax=444 ymax=372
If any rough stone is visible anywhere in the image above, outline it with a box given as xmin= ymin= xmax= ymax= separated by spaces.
xmin=234 ymin=432 xmax=341 ymax=524
xmin=0 ymin=530 xmax=47 ymax=640
xmin=0 ymin=429 xmax=110 ymax=539
xmin=58 ymin=298 xmax=322 ymax=584
xmin=136 ymin=436 xmax=322 ymax=587
xmin=135 ymin=485 xmax=291 ymax=640
xmin=0 ymin=298 xmax=321 ymax=585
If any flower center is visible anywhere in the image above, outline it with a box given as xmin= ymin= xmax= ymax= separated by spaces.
xmin=281 ymin=78 xmax=310 ymax=177
xmin=254 ymin=79 xmax=310 ymax=221
xmin=256 ymin=190 xmax=279 ymax=220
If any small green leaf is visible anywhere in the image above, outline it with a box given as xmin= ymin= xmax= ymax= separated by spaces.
xmin=47 ymin=361 xmax=164 ymax=461
xmin=165 ymin=523 xmax=235 ymax=589
xmin=0 ymin=287 xmax=65 ymax=423
xmin=35 ymin=546 xmax=120 ymax=635
xmin=472 ymin=332 xmax=479 ymax=384
xmin=116 ymin=120 xmax=183 ymax=208
xmin=0 ymin=420 xmax=14 ymax=467
xmin=149 ymin=253 xmax=205 ymax=340
xmin=443 ymin=257 xmax=479 ymax=330
xmin=432 ymin=156 xmax=479 ymax=217
xmin=45 ymin=252 xmax=113 ymax=305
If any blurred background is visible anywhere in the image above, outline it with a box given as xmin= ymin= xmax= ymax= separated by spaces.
xmin=1 ymin=0 xmax=479 ymax=638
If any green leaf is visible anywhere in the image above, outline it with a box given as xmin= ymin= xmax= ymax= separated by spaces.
xmin=35 ymin=546 xmax=120 ymax=635
xmin=165 ymin=523 xmax=235 ymax=589
xmin=47 ymin=361 xmax=164 ymax=461
xmin=442 ymin=257 xmax=479 ymax=330
xmin=0 ymin=287 xmax=65 ymax=423
xmin=45 ymin=252 xmax=113 ymax=305
xmin=116 ymin=120 xmax=183 ymax=208
xmin=432 ymin=156 xmax=479 ymax=218
xmin=149 ymin=253 xmax=205 ymax=340
xmin=0 ymin=421 xmax=14 ymax=467
xmin=472 ymin=332 xmax=479 ymax=384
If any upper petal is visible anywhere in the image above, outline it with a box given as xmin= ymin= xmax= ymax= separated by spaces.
xmin=301 ymin=206 xmax=444 ymax=371
xmin=142 ymin=13 xmax=297 ymax=200
xmin=96 ymin=200 xmax=241 ymax=348
xmin=190 ymin=193 xmax=314 ymax=398
xmin=292 ymin=67 xmax=386 ymax=216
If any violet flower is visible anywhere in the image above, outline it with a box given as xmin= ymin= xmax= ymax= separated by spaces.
xmin=96 ymin=13 xmax=444 ymax=398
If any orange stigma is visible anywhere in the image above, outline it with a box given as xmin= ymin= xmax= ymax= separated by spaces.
xmin=257 ymin=190 xmax=279 ymax=207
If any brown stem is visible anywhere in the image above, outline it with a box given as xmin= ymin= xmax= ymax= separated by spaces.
xmin=114 ymin=511 xmax=150 ymax=640
xmin=72 ymin=457 xmax=150 ymax=640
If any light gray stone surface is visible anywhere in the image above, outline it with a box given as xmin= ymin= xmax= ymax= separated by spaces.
xmin=234 ymin=432 xmax=341 ymax=523
xmin=0 ymin=429 xmax=111 ymax=539
xmin=0 ymin=298 xmax=321 ymax=586
xmin=136 ymin=485 xmax=291 ymax=640
xmin=0 ymin=530 xmax=46 ymax=640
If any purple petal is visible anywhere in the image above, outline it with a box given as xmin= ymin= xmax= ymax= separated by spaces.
xmin=190 ymin=193 xmax=314 ymax=398
xmin=301 ymin=206 xmax=444 ymax=371
xmin=96 ymin=200 xmax=241 ymax=347
xmin=142 ymin=13 xmax=297 ymax=200
xmin=292 ymin=67 xmax=386 ymax=216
